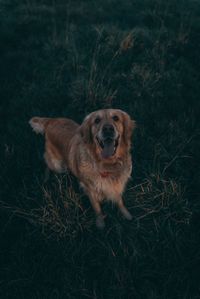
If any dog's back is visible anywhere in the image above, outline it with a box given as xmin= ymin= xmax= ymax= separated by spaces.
xmin=29 ymin=117 xmax=79 ymax=173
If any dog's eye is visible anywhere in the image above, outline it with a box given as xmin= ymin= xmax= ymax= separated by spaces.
xmin=94 ymin=117 xmax=101 ymax=124
xmin=112 ymin=115 xmax=119 ymax=122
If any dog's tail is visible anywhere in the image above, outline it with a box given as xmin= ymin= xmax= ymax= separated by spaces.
xmin=29 ymin=117 xmax=51 ymax=134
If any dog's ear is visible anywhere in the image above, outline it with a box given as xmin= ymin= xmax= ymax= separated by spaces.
xmin=79 ymin=116 xmax=93 ymax=144
xmin=122 ymin=112 xmax=136 ymax=145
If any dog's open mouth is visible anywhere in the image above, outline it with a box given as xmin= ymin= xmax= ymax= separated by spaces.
xmin=96 ymin=136 xmax=119 ymax=159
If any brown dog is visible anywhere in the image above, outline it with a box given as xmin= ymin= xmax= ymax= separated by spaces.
xmin=29 ymin=109 xmax=135 ymax=228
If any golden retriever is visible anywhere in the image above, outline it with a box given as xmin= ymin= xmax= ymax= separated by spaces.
xmin=29 ymin=109 xmax=135 ymax=228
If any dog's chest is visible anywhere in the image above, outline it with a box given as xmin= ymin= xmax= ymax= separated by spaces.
xmin=79 ymin=159 xmax=132 ymax=199
xmin=94 ymin=174 xmax=128 ymax=198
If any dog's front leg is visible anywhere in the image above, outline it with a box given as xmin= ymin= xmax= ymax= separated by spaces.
xmin=84 ymin=188 xmax=105 ymax=229
xmin=116 ymin=195 xmax=133 ymax=220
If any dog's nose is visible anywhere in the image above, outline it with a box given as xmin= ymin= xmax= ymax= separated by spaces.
xmin=102 ymin=124 xmax=115 ymax=137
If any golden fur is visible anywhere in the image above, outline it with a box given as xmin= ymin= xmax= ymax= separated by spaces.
xmin=29 ymin=109 xmax=135 ymax=228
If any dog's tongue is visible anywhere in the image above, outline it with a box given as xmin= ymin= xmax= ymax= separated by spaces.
xmin=101 ymin=139 xmax=115 ymax=159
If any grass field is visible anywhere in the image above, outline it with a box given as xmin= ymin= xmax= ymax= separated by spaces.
xmin=0 ymin=0 xmax=200 ymax=298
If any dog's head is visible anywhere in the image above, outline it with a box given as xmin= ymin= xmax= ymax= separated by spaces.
xmin=80 ymin=109 xmax=135 ymax=159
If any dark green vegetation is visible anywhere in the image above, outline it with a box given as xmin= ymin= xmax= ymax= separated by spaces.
xmin=0 ymin=0 xmax=200 ymax=298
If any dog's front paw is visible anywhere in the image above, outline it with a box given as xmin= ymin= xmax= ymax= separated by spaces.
xmin=122 ymin=209 xmax=133 ymax=221
xmin=96 ymin=215 xmax=105 ymax=229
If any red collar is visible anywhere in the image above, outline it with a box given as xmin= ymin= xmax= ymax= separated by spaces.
xmin=99 ymin=171 xmax=112 ymax=178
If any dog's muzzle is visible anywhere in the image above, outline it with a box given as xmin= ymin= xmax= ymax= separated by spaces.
xmin=96 ymin=124 xmax=119 ymax=159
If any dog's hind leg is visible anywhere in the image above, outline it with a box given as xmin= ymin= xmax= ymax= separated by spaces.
xmin=44 ymin=150 xmax=66 ymax=174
